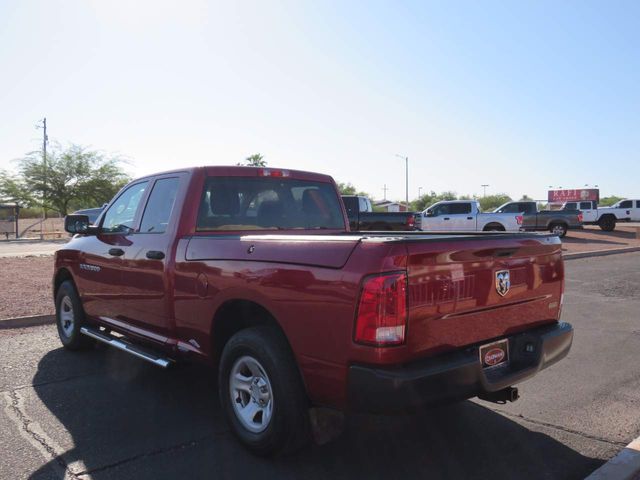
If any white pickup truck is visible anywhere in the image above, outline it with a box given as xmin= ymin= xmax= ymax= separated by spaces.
xmin=418 ymin=200 xmax=523 ymax=232
xmin=561 ymin=200 xmax=632 ymax=231
xmin=607 ymin=199 xmax=640 ymax=222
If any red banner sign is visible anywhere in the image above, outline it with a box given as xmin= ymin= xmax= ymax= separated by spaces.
xmin=548 ymin=189 xmax=599 ymax=203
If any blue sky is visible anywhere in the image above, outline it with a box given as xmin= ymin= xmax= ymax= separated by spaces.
xmin=0 ymin=0 xmax=638 ymax=202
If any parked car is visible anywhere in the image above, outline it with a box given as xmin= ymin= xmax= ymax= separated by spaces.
xmin=56 ymin=166 xmax=572 ymax=455
xmin=418 ymin=200 xmax=523 ymax=232
xmin=341 ymin=195 xmax=416 ymax=231
xmin=605 ymin=199 xmax=640 ymax=222
xmin=561 ymin=200 xmax=631 ymax=231
xmin=71 ymin=204 xmax=107 ymax=224
xmin=493 ymin=201 xmax=582 ymax=237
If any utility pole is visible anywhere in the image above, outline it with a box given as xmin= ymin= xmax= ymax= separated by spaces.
xmin=481 ymin=184 xmax=489 ymax=197
xmin=418 ymin=186 xmax=423 ymax=198
xmin=396 ymin=154 xmax=408 ymax=208
xmin=382 ymin=184 xmax=389 ymax=201
xmin=36 ymin=118 xmax=48 ymax=235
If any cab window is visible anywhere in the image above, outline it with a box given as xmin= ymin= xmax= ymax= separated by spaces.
xmin=140 ymin=178 xmax=180 ymax=234
xmin=101 ymin=182 xmax=149 ymax=234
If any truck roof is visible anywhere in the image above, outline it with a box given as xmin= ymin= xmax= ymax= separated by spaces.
xmin=129 ymin=166 xmax=335 ymax=184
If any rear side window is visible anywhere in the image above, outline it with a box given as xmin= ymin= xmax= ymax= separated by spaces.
xmin=197 ymin=177 xmax=344 ymax=231
xmin=101 ymin=181 xmax=148 ymax=234
xmin=636 ymin=201 xmax=640 ymax=208
xmin=580 ymin=202 xmax=592 ymax=209
xmin=342 ymin=197 xmax=358 ymax=216
xmin=500 ymin=203 xmax=521 ymax=213
xmin=450 ymin=203 xmax=472 ymax=214
xmin=140 ymin=178 xmax=180 ymax=234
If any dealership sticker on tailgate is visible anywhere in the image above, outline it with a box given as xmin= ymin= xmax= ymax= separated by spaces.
xmin=480 ymin=339 xmax=509 ymax=369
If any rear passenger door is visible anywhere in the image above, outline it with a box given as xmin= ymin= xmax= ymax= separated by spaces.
xmin=117 ymin=174 xmax=185 ymax=342
xmin=579 ymin=201 xmax=597 ymax=222
xmin=448 ymin=203 xmax=474 ymax=230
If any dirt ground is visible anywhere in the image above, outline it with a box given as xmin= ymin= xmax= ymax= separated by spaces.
xmin=0 ymin=256 xmax=53 ymax=320
xmin=562 ymin=224 xmax=640 ymax=253
xmin=0 ymin=226 xmax=637 ymax=320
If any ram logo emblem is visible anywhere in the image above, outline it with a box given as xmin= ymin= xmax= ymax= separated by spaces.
xmin=495 ymin=270 xmax=510 ymax=296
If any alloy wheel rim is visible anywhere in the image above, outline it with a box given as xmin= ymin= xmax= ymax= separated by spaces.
xmin=60 ymin=296 xmax=75 ymax=337
xmin=229 ymin=355 xmax=274 ymax=433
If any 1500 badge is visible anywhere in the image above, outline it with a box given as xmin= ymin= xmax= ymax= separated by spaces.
xmin=80 ymin=263 xmax=101 ymax=272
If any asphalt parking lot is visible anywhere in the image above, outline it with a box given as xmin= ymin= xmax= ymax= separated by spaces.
xmin=1 ymin=253 xmax=639 ymax=480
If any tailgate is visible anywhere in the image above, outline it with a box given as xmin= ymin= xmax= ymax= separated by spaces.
xmin=405 ymin=234 xmax=563 ymax=356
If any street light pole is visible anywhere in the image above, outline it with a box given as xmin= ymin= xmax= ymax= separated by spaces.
xmin=418 ymin=186 xmax=423 ymax=198
xmin=396 ymin=154 xmax=408 ymax=208
xmin=481 ymin=184 xmax=489 ymax=197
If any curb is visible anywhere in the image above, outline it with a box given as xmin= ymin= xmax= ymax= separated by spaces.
xmin=0 ymin=314 xmax=55 ymax=330
xmin=586 ymin=435 xmax=640 ymax=480
xmin=563 ymin=246 xmax=640 ymax=261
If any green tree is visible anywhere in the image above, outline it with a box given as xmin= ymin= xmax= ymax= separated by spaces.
xmin=336 ymin=182 xmax=356 ymax=195
xmin=520 ymin=194 xmax=533 ymax=201
xmin=411 ymin=191 xmax=458 ymax=211
xmin=239 ymin=153 xmax=267 ymax=167
xmin=336 ymin=182 xmax=369 ymax=197
xmin=478 ymin=194 xmax=512 ymax=212
xmin=0 ymin=143 xmax=130 ymax=216
xmin=599 ymin=196 xmax=624 ymax=207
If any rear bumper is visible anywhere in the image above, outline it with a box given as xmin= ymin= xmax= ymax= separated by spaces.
xmin=347 ymin=321 xmax=573 ymax=413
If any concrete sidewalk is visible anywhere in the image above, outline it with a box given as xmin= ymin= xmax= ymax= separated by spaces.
xmin=0 ymin=239 xmax=67 ymax=258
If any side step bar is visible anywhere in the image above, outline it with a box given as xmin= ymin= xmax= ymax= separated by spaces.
xmin=80 ymin=326 xmax=172 ymax=368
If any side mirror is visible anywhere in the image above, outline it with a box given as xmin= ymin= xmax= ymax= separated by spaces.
xmin=64 ymin=214 xmax=96 ymax=235
xmin=425 ymin=210 xmax=435 ymax=217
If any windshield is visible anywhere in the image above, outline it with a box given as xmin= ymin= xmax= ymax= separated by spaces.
xmin=196 ymin=176 xmax=345 ymax=231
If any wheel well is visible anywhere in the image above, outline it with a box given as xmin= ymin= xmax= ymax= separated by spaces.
xmin=53 ymin=268 xmax=74 ymax=299
xmin=600 ymin=214 xmax=615 ymax=221
xmin=549 ymin=221 xmax=567 ymax=227
xmin=211 ymin=300 xmax=289 ymax=365
xmin=483 ymin=223 xmax=505 ymax=231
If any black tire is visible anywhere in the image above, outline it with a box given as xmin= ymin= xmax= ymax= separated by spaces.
xmin=55 ymin=280 xmax=94 ymax=350
xmin=219 ymin=326 xmax=310 ymax=456
xmin=549 ymin=222 xmax=568 ymax=238
xmin=599 ymin=215 xmax=616 ymax=232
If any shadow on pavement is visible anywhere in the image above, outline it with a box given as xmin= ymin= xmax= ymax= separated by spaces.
xmin=30 ymin=347 xmax=603 ymax=480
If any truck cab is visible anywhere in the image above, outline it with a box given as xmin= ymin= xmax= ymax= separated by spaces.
xmin=421 ymin=200 xmax=523 ymax=232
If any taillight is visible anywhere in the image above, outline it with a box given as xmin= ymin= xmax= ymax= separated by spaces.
xmin=516 ymin=215 xmax=523 ymax=225
xmin=406 ymin=215 xmax=415 ymax=229
xmin=354 ymin=272 xmax=407 ymax=346
xmin=578 ymin=213 xmax=583 ymax=222
xmin=258 ymin=168 xmax=289 ymax=177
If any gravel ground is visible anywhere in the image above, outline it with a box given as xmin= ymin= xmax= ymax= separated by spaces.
xmin=562 ymin=224 xmax=640 ymax=253
xmin=0 ymin=256 xmax=54 ymax=319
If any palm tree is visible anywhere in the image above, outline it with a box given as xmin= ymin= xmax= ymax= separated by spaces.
xmin=240 ymin=153 xmax=266 ymax=167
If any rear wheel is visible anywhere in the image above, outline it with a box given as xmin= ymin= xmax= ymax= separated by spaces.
xmin=219 ymin=326 xmax=310 ymax=456
xmin=483 ymin=224 xmax=505 ymax=232
xmin=549 ymin=223 xmax=568 ymax=237
xmin=598 ymin=215 xmax=616 ymax=232
xmin=55 ymin=280 xmax=94 ymax=350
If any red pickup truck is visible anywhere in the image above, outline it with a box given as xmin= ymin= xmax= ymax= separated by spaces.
xmin=55 ymin=166 xmax=573 ymax=455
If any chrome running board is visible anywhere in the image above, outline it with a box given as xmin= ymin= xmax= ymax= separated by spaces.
xmin=80 ymin=326 xmax=171 ymax=368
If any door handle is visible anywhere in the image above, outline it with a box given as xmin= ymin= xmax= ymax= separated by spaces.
xmin=146 ymin=250 xmax=165 ymax=260
xmin=108 ymin=248 xmax=125 ymax=256
xmin=443 ymin=217 xmax=450 ymax=220
xmin=467 ymin=217 xmax=473 ymax=220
